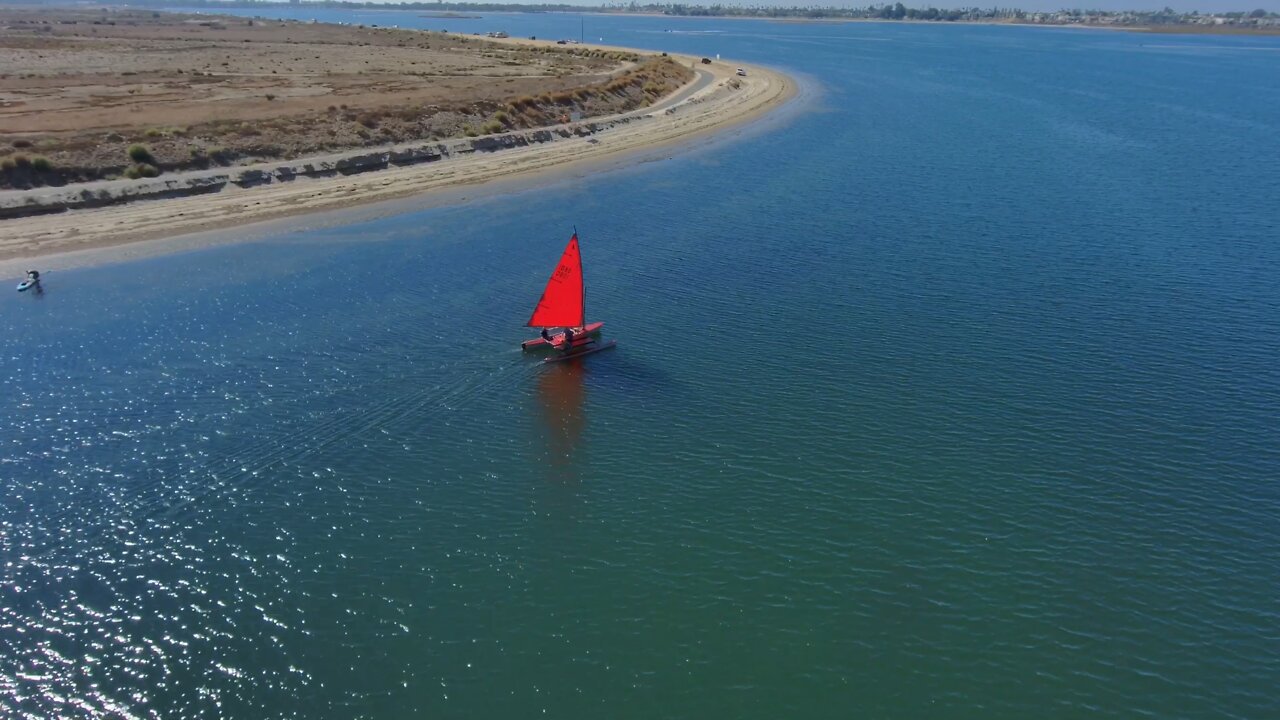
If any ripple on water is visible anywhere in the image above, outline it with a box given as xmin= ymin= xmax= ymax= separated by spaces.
xmin=3 ymin=13 xmax=1280 ymax=720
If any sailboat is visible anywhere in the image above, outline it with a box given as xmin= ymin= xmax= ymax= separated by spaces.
xmin=522 ymin=231 xmax=615 ymax=362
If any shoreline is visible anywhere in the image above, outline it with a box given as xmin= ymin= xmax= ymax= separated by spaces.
xmin=0 ymin=52 xmax=796 ymax=272
xmin=583 ymin=12 xmax=1280 ymax=35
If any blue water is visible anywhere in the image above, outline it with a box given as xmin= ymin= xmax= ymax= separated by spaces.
xmin=3 ymin=11 xmax=1279 ymax=719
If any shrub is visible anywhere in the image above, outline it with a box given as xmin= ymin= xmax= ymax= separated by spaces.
xmin=12 ymin=154 xmax=31 ymax=168
xmin=144 ymin=127 xmax=164 ymax=138
xmin=12 ymin=139 xmax=32 ymax=149
xmin=123 ymin=163 xmax=159 ymax=179
xmin=127 ymin=144 xmax=153 ymax=163
xmin=492 ymin=110 xmax=509 ymax=124
xmin=483 ymin=120 xmax=503 ymax=134
xmin=264 ymin=93 xmax=276 ymax=101
xmin=31 ymin=156 xmax=51 ymax=172
xmin=0 ymin=157 xmax=14 ymax=171
xmin=462 ymin=125 xmax=478 ymax=137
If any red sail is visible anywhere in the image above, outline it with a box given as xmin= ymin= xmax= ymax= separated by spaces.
xmin=527 ymin=234 xmax=585 ymax=328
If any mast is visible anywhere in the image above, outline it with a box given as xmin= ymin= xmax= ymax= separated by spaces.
xmin=576 ymin=226 xmax=585 ymax=328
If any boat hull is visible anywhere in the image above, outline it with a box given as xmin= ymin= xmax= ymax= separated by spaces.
xmin=543 ymin=339 xmax=616 ymax=363
xmin=521 ymin=321 xmax=604 ymax=350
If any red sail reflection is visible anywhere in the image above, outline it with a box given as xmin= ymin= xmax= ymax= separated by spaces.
xmin=536 ymin=359 xmax=587 ymax=468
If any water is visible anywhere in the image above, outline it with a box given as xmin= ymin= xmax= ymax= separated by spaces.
xmin=3 ymin=11 xmax=1279 ymax=719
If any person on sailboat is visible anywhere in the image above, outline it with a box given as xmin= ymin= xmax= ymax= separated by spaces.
xmin=562 ymin=327 xmax=576 ymax=349
xmin=540 ymin=327 xmax=554 ymax=343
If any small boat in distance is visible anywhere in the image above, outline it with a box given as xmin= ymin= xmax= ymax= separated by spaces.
xmin=523 ymin=231 xmax=615 ymax=362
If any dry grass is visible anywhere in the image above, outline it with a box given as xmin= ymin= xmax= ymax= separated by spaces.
xmin=0 ymin=8 xmax=691 ymax=188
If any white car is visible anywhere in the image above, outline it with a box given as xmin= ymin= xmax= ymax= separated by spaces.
xmin=736 ymin=68 xmax=747 ymax=77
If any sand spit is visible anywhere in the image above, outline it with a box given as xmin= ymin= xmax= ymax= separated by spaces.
xmin=0 ymin=58 xmax=794 ymax=266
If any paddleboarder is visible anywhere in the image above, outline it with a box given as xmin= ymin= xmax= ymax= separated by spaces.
xmin=17 ymin=269 xmax=41 ymax=293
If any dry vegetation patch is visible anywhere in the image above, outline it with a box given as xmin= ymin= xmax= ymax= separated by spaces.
xmin=0 ymin=8 xmax=693 ymax=188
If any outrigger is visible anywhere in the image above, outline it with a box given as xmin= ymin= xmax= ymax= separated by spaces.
xmin=523 ymin=231 xmax=616 ymax=363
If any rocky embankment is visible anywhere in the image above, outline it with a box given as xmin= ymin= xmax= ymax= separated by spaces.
xmin=0 ymin=121 xmax=629 ymax=220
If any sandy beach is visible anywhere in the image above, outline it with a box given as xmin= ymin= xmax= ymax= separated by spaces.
xmin=0 ymin=16 xmax=795 ymax=272
xmin=0 ymin=58 xmax=792 ymax=269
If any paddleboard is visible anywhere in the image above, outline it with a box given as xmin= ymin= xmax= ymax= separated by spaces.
xmin=543 ymin=340 xmax=616 ymax=363
xmin=16 ymin=280 xmax=37 ymax=292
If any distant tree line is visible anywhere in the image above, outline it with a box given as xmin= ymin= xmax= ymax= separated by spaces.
xmin=607 ymin=3 xmax=1278 ymax=25
xmin=99 ymin=0 xmax=1280 ymax=28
